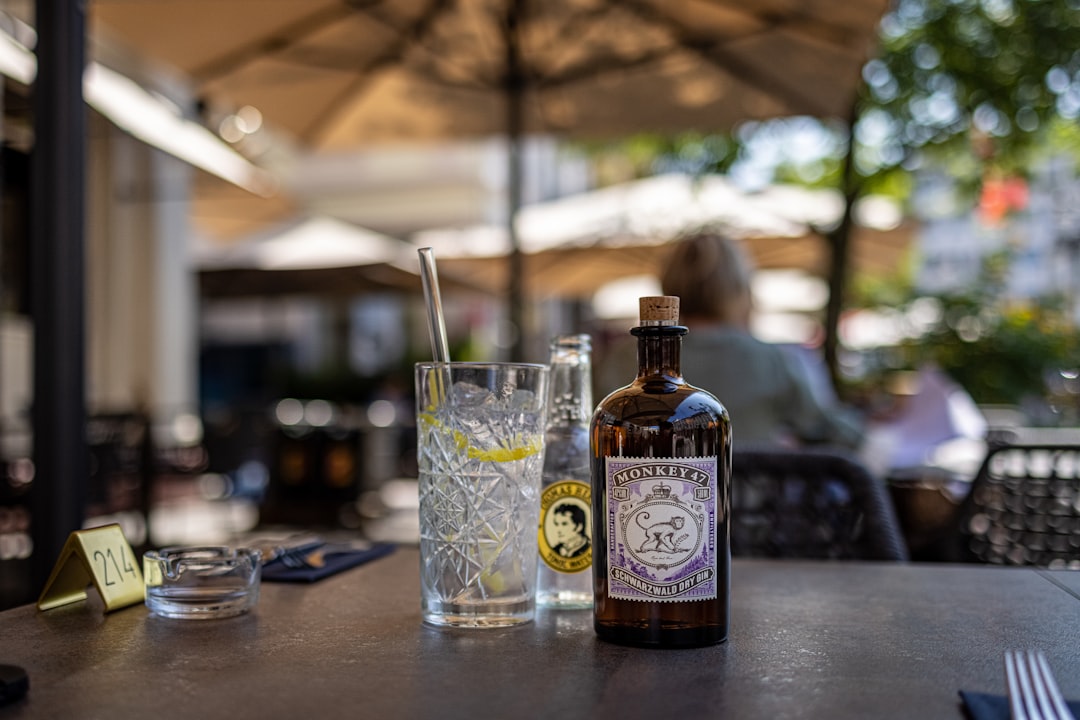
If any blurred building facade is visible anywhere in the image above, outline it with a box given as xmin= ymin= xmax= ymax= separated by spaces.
xmin=914 ymin=159 xmax=1080 ymax=321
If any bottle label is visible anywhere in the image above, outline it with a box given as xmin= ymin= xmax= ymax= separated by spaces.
xmin=538 ymin=480 xmax=592 ymax=573
xmin=604 ymin=457 xmax=718 ymax=602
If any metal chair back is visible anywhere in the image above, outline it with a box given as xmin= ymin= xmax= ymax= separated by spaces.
xmin=731 ymin=447 xmax=909 ymax=561
xmin=955 ymin=444 xmax=1080 ymax=568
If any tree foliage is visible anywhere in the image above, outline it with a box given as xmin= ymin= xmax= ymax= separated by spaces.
xmin=582 ymin=0 xmax=1080 ymax=201
xmin=858 ymin=0 xmax=1080 ymax=188
xmin=575 ymin=0 xmax=1080 ymax=406
xmin=882 ymin=252 xmax=1080 ymax=406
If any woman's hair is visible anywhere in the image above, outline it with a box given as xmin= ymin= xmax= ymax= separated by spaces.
xmin=660 ymin=229 xmax=754 ymax=325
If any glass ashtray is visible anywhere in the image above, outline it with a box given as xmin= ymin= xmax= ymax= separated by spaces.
xmin=143 ymin=546 xmax=262 ymax=620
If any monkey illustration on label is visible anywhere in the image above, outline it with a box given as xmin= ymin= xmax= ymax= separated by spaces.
xmin=635 ymin=512 xmax=688 ymax=554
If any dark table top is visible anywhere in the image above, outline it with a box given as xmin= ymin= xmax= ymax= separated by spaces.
xmin=2 ymin=549 xmax=1079 ymax=719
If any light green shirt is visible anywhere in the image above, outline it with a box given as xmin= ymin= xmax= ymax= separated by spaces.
xmin=595 ymin=326 xmax=863 ymax=449
xmin=683 ymin=327 xmax=863 ymax=448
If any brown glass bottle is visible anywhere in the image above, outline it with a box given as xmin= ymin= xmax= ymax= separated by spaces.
xmin=590 ymin=296 xmax=731 ymax=647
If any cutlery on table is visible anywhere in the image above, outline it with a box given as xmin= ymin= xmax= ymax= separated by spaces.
xmin=1005 ymin=650 xmax=1076 ymax=720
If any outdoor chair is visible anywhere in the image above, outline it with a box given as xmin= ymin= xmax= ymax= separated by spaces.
xmin=951 ymin=443 xmax=1080 ymax=568
xmin=731 ymin=447 xmax=909 ymax=561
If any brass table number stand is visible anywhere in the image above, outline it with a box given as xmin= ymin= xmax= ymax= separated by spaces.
xmin=37 ymin=524 xmax=144 ymax=612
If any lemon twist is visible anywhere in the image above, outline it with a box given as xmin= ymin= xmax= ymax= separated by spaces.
xmin=419 ymin=410 xmax=542 ymax=462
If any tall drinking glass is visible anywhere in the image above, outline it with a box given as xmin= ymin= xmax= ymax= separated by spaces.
xmin=415 ymin=362 xmax=548 ymax=628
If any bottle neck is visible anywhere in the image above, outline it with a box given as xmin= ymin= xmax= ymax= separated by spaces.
xmin=548 ymin=340 xmax=592 ymax=427
xmin=630 ymin=325 xmax=686 ymax=381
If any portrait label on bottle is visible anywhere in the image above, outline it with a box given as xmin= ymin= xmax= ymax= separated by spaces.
xmin=538 ymin=480 xmax=592 ymax=573
xmin=604 ymin=456 xmax=718 ymax=602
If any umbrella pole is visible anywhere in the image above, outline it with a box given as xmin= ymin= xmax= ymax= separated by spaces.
xmin=29 ymin=0 xmax=89 ymax=592
xmin=506 ymin=0 xmax=525 ymax=362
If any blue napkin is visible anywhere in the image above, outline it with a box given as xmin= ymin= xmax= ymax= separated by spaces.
xmin=262 ymin=542 xmax=395 ymax=583
xmin=960 ymin=690 xmax=1080 ymax=720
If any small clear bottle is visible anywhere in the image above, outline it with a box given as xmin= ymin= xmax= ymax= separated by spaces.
xmin=536 ymin=334 xmax=594 ymax=609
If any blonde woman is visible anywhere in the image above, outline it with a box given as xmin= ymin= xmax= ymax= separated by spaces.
xmin=658 ymin=230 xmax=863 ymax=449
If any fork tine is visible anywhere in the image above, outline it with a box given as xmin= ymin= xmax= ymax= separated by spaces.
xmin=1007 ymin=650 xmax=1034 ymax=720
xmin=1026 ymin=651 xmax=1056 ymax=720
xmin=1031 ymin=651 xmax=1077 ymax=720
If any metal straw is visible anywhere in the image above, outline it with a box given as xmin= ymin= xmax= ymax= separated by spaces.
xmin=418 ymin=247 xmax=451 ymax=363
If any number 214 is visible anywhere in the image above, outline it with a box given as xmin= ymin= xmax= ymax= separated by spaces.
xmin=93 ymin=547 xmax=138 ymax=586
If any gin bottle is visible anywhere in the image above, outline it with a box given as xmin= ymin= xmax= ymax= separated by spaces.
xmin=590 ymin=297 xmax=731 ymax=646
xmin=536 ymin=334 xmax=594 ymax=609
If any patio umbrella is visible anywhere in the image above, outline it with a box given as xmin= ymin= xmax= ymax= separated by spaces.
xmin=413 ymin=173 xmax=913 ymax=297
xmin=422 ymin=222 xmax=913 ymax=299
xmin=91 ymin=0 xmax=890 ymax=357
xmin=195 ymin=215 xmax=487 ymax=298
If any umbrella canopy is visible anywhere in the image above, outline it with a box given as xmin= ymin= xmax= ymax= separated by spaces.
xmin=196 ymin=216 xmax=406 ymax=270
xmin=92 ymin=0 xmax=888 ymax=148
xmin=413 ymin=174 xmax=912 ymax=297
xmin=195 ymin=215 xmax=486 ymax=298
xmin=424 ymin=224 xmax=913 ymax=299
xmin=92 ymin=0 xmax=890 ymax=357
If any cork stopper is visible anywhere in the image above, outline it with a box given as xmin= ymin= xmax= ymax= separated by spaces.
xmin=639 ymin=296 xmax=680 ymax=326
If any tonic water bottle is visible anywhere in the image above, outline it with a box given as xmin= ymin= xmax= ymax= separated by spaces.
xmin=536 ymin=334 xmax=594 ymax=609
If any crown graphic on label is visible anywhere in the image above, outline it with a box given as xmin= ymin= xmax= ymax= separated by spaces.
xmin=652 ymin=482 xmax=672 ymax=498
